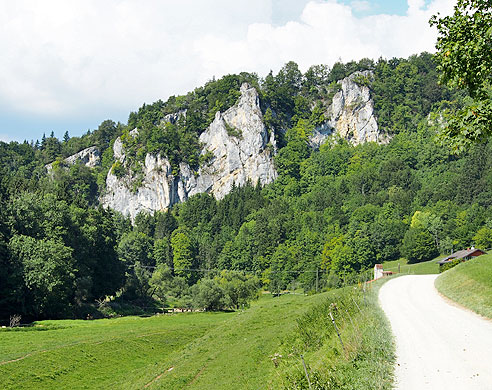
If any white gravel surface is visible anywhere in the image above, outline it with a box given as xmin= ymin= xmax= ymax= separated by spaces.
xmin=379 ymin=274 xmax=492 ymax=390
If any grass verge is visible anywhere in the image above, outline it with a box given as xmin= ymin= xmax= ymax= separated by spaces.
xmin=270 ymin=279 xmax=395 ymax=389
xmin=435 ymin=253 xmax=492 ymax=319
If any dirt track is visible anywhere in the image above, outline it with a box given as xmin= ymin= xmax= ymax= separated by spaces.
xmin=379 ymin=274 xmax=492 ymax=389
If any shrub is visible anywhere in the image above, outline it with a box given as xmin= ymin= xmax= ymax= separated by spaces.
xmin=192 ymin=279 xmax=225 ymax=311
xmin=111 ymin=160 xmax=124 ymax=178
xmin=439 ymin=259 xmax=462 ymax=273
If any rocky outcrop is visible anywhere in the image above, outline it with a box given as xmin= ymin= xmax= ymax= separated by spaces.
xmin=162 ymin=110 xmax=186 ymax=125
xmin=101 ymin=83 xmax=277 ymax=219
xmin=180 ymin=84 xmax=277 ymax=200
xmin=103 ymin=154 xmax=179 ymax=218
xmin=46 ymin=146 xmax=101 ymax=173
xmin=310 ymin=71 xmax=386 ymax=148
xmin=100 ymin=73 xmax=388 ymax=218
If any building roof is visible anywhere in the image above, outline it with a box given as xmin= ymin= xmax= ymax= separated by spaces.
xmin=437 ymin=248 xmax=486 ymax=265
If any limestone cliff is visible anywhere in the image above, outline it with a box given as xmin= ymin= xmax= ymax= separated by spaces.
xmin=101 ymin=83 xmax=277 ymax=219
xmin=93 ymin=72 xmax=386 ymax=218
xmin=310 ymin=71 xmax=386 ymax=148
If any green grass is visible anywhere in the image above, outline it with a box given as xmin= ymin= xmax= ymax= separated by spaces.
xmin=0 ymin=284 xmax=396 ymax=390
xmin=271 ymin=279 xmax=395 ymax=389
xmin=435 ymin=253 xmax=492 ymax=319
xmin=147 ymin=293 xmax=330 ymax=389
xmin=0 ymin=312 xmax=232 ymax=389
xmin=382 ymin=257 xmax=441 ymax=275
xmin=0 ymin=293 xmax=329 ymax=390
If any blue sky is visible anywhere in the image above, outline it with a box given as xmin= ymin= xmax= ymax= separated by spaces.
xmin=340 ymin=0 xmax=418 ymax=16
xmin=0 ymin=0 xmax=453 ymax=143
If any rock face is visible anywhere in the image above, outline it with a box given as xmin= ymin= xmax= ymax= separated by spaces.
xmin=46 ymin=146 xmax=101 ymax=173
xmin=179 ymin=84 xmax=277 ymax=200
xmin=101 ymin=83 xmax=277 ymax=219
xmin=100 ymin=73 xmax=387 ymax=218
xmin=103 ymin=154 xmax=180 ymax=218
xmin=310 ymin=71 xmax=384 ymax=148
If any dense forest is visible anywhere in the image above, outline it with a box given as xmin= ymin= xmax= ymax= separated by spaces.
xmin=2 ymin=52 xmax=491 ymax=323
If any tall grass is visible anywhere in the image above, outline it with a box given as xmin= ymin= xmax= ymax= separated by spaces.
xmin=270 ymin=280 xmax=395 ymax=389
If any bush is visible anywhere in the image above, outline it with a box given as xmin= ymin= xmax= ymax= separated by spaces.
xmin=191 ymin=271 xmax=260 ymax=311
xmin=111 ymin=160 xmax=124 ymax=178
xmin=192 ymin=279 xmax=225 ymax=311
xmin=439 ymin=259 xmax=462 ymax=273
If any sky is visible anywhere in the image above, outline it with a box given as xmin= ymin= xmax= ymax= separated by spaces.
xmin=0 ymin=0 xmax=455 ymax=143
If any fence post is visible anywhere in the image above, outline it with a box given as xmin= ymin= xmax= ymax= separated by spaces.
xmin=316 ymin=268 xmax=319 ymax=293
xmin=329 ymin=311 xmax=345 ymax=354
xmin=301 ymin=355 xmax=312 ymax=389
xmin=363 ymin=279 xmax=366 ymax=305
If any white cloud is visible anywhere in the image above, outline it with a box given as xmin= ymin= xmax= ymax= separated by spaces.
xmin=0 ymin=0 xmax=455 ymax=130
xmin=351 ymin=1 xmax=371 ymax=13
xmin=195 ymin=0 xmax=455 ymax=78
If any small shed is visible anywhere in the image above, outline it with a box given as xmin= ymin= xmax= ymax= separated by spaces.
xmin=373 ymin=264 xmax=394 ymax=280
xmin=437 ymin=247 xmax=486 ymax=266
xmin=374 ymin=264 xmax=384 ymax=280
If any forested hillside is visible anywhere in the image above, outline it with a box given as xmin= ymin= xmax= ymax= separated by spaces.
xmin=2 ymin=52 xmax=490 ymax=323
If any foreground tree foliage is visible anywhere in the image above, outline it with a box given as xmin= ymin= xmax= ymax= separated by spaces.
xmin=431 ymin=0 xmax=492 ymax=151
xmin=1 ymin=53 xmax=490 ymax=322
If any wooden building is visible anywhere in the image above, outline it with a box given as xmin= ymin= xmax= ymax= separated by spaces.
xmin=437 ymin=247 xmax=486 ymax=266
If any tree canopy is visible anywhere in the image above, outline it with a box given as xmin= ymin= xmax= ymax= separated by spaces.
xmin=431 ymin=0 xmax=492 ymax=151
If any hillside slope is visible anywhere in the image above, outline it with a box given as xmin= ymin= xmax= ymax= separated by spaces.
xmin=435 ymin=254 xmax=492 ymax=318
xmin=0 ymin=293 xmax=325 ymax=389
xmin=2 ymin=53 xmax=483 ymax=322
xmin=100 ymin=71 xmax=382 ymax=218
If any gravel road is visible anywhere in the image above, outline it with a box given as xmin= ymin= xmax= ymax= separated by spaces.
xmin=379 ymin=274 xmax=492 ymax=390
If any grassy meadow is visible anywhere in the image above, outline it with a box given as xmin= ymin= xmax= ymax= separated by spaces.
xmin=0 ymin=281 xmax=395 ymax=390
xmin=0 ymin=311 xmax=232 ymax=389
xmin=382 ymin=257 xmax=441 ymax=275
xmin=0 ymin=293 xmax=327 ymax=390
xmin=435 ymin=253 xmax=492 ymax=319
